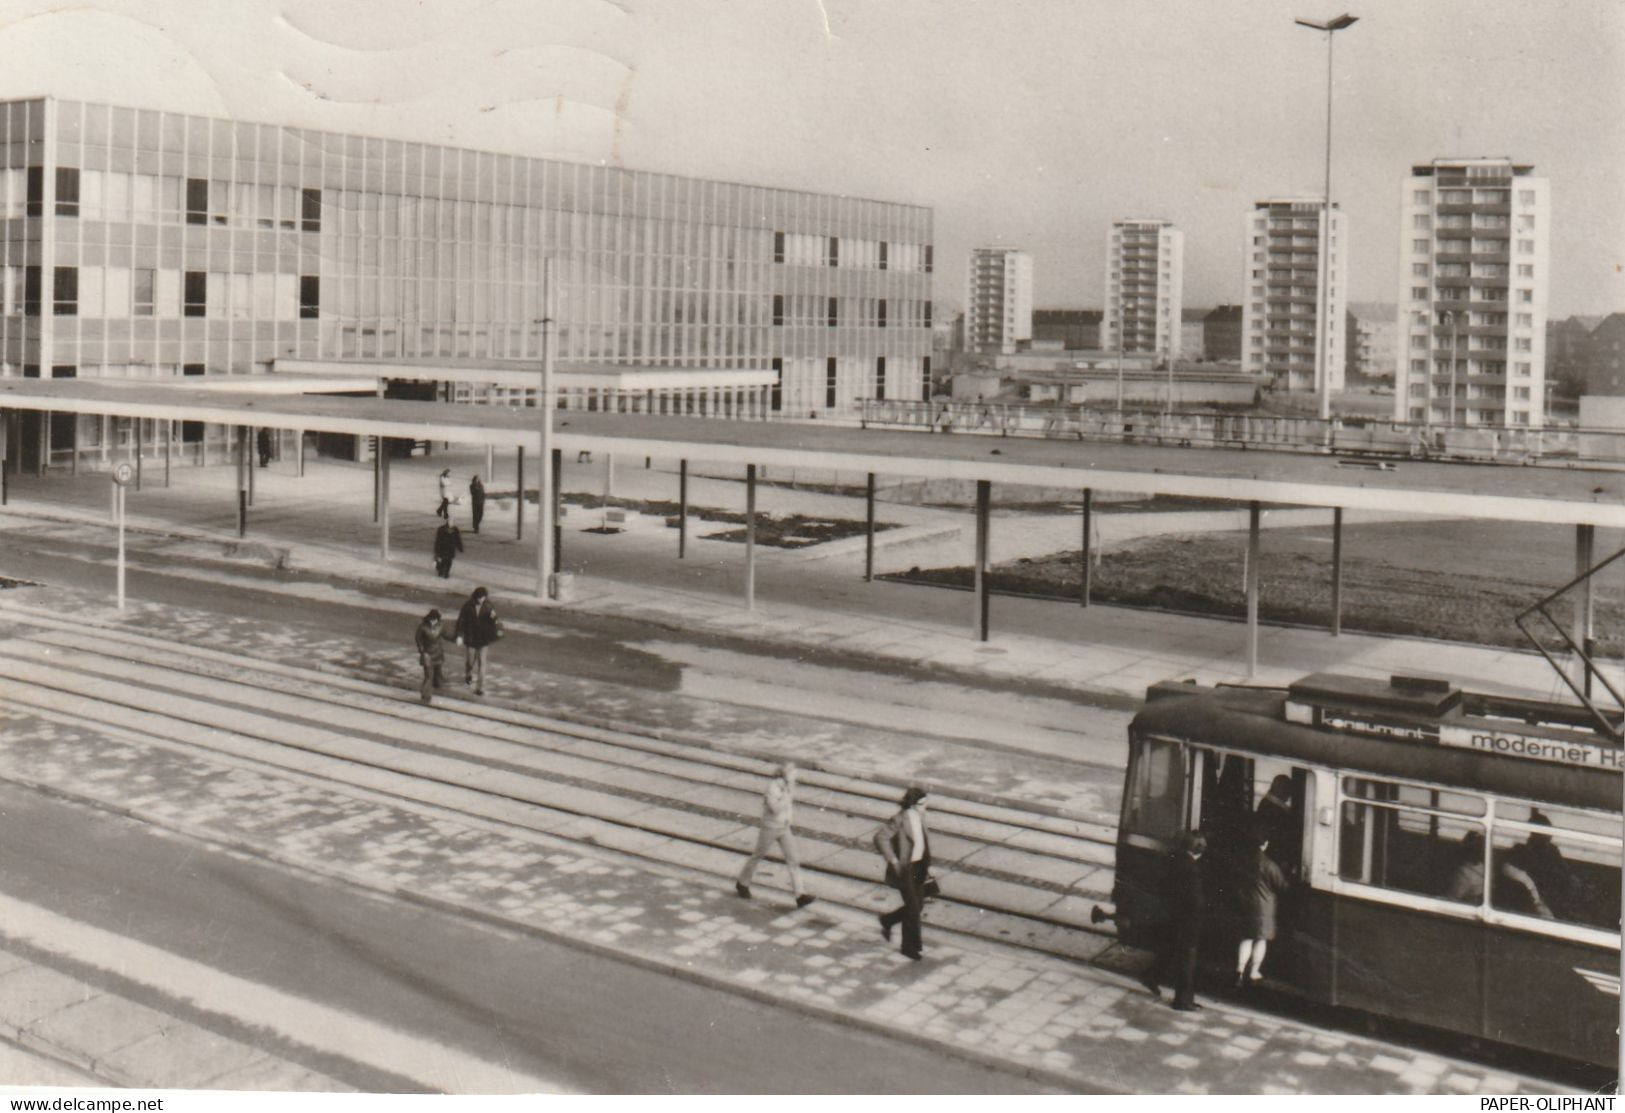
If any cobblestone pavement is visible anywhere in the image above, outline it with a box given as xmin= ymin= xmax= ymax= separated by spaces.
xmin=0 ymin=588 xmax=1571 ymax=1094
xmin=14 ymin=577 xmax=1125 ymax=823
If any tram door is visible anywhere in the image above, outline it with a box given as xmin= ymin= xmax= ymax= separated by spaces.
xmin=1191 ymin=750 xmax=1313 ymax=984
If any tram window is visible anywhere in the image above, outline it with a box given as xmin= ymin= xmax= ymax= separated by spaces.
xmin=1490 ymin=828 xmax=1622 ymax=933
xmin=1343 ymin=776 xmax=1485 ymax=817
xmin=1497 ymin=801 xmax=1618 ymax=841
xmin=1124 ymin=737 xmax=1187 ymax=840
xmin=1339 ymin=799 xmax=1484 ymax=904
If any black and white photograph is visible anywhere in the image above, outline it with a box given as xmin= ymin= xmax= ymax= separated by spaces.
xmin=0 ymin=0 xmax=1618 ymax=1099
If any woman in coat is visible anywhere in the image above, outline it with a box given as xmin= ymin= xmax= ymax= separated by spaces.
xmin=1234 ymin=830 xmax=1289 ymax=986
xmin=875 ymin=787 xmax=931 ymax=961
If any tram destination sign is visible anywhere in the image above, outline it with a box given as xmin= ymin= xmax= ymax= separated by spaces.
xmin=1285 ymin=701 xmax=1625 ymax=773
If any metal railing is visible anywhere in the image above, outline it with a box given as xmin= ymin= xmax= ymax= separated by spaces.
xmin=857 ymin=398 xmax=1625 ymax=466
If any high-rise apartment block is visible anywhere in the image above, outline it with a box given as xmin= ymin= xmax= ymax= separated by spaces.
xmin=1101 ymin=219 xmax=1183 ymax=361
xmin=1241 ymin=199 xmax=1348 ymax=396
xmin=966 ymin=247 xmax=1032 ymax=354
xmin=0 ymin=97 xmax=935 ymax=466
xmin=1393 ymin=158 xmax=1548 ymax=426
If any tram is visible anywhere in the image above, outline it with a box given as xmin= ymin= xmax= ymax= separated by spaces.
xmin=1108 ymin=672 xmax=1622 ymax=1068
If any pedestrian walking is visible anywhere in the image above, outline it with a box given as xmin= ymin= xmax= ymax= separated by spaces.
xmin=436 ymin=468 xmax=453 ymax=521
xmin=414 ymin=609 xmax=445 ymax=704
xmin=468 ymin=474 xmax=486 ymax=534
xmin=256 ymin=427 xmax=273 ymax=468
xmin=455 ymin=586 xmax=502 ymax=695
xmin=875 ymin=786 xmax=931 ymax=961
xmin=1232 ymin=829 xmax=1288 ymax=986
xmin=432 ymin=522 xmax=463 ymax=579
xmin=1141 ymin=830 xmax=1208 ymax=1011
xmin=734 ymin=762 xmax=815 ymax=909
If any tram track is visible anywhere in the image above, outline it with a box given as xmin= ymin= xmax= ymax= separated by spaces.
xmin=0 ymin=601 xmax=1123 ymax=963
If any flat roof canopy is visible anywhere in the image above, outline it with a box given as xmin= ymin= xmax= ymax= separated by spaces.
xmin=274 ymin=358 xmax=778 ymax=391
xmin=4 ymin=377 xmax=1625 ymax=528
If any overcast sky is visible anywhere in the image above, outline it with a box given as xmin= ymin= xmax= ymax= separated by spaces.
xmin=1 ymin=0 xmax=1618 ymax=317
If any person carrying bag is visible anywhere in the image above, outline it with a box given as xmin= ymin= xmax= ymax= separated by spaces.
xmin=875 ymin=786 xmax=934 ymax=961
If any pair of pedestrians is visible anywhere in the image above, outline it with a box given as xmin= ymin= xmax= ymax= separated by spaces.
xmin=413 ymin=586 xmax=503 ymax=703
xmin=734 ymin=770 xmax=936 ymax=963
xmin=435 ymin=471 xmax=488 ymax=533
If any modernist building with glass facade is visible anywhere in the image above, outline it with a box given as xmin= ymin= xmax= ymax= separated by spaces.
xmin=1241 ymin=198 xmax=1348 ymax=396
xmin=1392 ymin=157 xmax=1548 ymax=427
xmin=0 ymin=96 xmax=935 ymax=467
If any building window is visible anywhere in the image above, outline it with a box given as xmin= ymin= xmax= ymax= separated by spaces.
xmin=52 ymin=266 xmax=77 ymax=316
xmin=772 ymin=294 xmax=784 ymax=326
xmin=878 ymin=241 xmax=888 ymax=271
xmin=185 ymin=178 xmax=208 ymax=225
xmin=924 ymin=302 xmax=932 ymax=329
xmin=876 ymin=356 xmax=886 ymax=401
xmin=1517 ymin=239 xmax=1534 ymax=254
xmin=1410 ymin=335 xmax=1428 ymax=349
xmin=770 ymin=357 xmax=782 ymax=412
xmin=1412 ymin=263 xmax=1429 ymax=277
xmin=827 ymin=237 xmax=839 ymax=268
xmin=1515 ymin=337 xmax=1532 ymax=352
xmin=1410 ymin=358 xmax=1426 ymax=373
xmin=1515 ymin=362 xmax=1531 ymax=377
xmin=300 ymin=187 xmax=322 ymax=233
xmin=1519 ymin=289 xmax=1533 ymax=303
xmin=133 ymin=268 xmax=155 ymax=316
xmin=1518 ymin=190 xmax=1536 ymax=205
xmin=1413 ymin=190 xmax=1431 ymax=204
xmin=825 ymin=357 xmax=837 ymax=408
xmin=1517 ymin=264 xmax=1534 ymax=278
xmin=1411 ymin=287 xmax=1430 ymax=300
xmin=827 ymin=297 xmax=838 ymax=328
xmin=1412 ymin=214 xmax=1431 ymax=230
xmin=1515 ymin=313 xmax=1533 ymax=327
xmin=924 ymin=245 xmax=933 ymax=274
xmin=183 ymin=270 xmax=207 ymax=317
xmin=922 ymin=356 xmax=932 ymax=401
xmin=878 ymin=299 xmax=887 ymax=329
xmin=55 ymin=168 xmax=79 ymax=217
xmin=1412 ymin=238 xmax=1429 ymax=253
xmin=299 ymin=276 xmax=320 ymax=319
xmin=24 ymin=166 xmax=42 ymax=217
xmin=22 ymin=265 xmax=40 ymax=316
xmin=773 ymin=231 xmax=785 ymax=264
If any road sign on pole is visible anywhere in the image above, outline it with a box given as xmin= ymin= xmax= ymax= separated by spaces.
xmin=111 ymin=465 xmax=131 ymax=610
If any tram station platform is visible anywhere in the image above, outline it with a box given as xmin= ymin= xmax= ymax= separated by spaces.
xmin=0 ymin=446 xmax=1609 ymax=716
xmin=0 ymin=453 xmax=1613 ymax=1092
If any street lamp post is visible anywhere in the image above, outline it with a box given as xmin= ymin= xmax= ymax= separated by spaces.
xmin=537 ymin=257 xmax=556 ymax=602
xmin=1296 ymin=13 xmax=1358 ymax=424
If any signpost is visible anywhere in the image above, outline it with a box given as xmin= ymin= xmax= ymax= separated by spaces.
xmin=111 ymin=462 xmax=132 ymax=610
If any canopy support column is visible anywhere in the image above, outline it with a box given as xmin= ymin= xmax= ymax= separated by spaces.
xmin=1080 ymin=488 xmax=1092 ymax=607
xmin=975 ymin=479 xmax=991 ymax=642
xmin=864 ymin=472 xmax=876 ymax=582
xmin=1246 ymin=501 xmax=1261 ymax=678
xmin=745 ymin=463 xmax=757 ymax=610
xmin=678 ymin=460 xmax=688 ymax=559
xmin=1331 ymin=507 xmax=1343 ymax=636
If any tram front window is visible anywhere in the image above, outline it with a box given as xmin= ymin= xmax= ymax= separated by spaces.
xmin=1123 ymin=736 xmax=1187 ymax=840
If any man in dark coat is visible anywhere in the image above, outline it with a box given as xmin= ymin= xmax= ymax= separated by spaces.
xmin=1142 ymin=830 xmax=1209 ymax=1011
xmin=456 ymin=586 xmax=501 ymax=695
xmin=256 ymin=427 xmax=273 ymax=467
xmin=468 ymin=474 xmax=486 ymax=534
xmin=433 ymin=522 xmax=463 ymax=579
